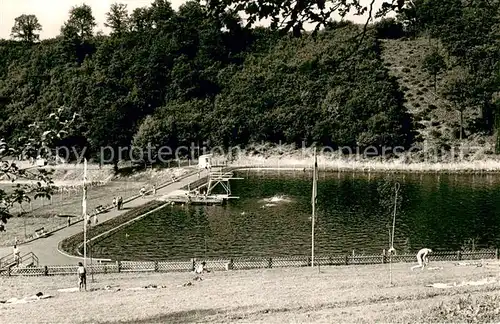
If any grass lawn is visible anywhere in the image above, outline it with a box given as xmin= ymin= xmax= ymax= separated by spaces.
xmin=1 ymin=261 xmax=500 ymax=323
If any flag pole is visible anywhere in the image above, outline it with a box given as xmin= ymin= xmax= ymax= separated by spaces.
xmin=83 ymin=158 xmax=87 ymax=268
xmin=311 ymin=147 xmax=317 ymax=267
xmin=389 ymin=182 xmax=400 ymax=286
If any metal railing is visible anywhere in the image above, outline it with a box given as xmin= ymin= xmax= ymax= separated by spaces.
xmin=0 ymin=252 xmax=39 ymax=271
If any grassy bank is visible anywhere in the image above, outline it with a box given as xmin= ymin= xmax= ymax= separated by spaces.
xmin=1 ymin=261 xmax=499 ymax=323
xmin=59 ymin=200 xmax=166 ymax=257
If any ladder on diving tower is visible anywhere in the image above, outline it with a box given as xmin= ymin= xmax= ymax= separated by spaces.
xmin=205 ymin=167 xmax=243 ymax=198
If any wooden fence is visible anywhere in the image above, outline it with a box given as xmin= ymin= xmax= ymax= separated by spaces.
xmin=1 ymin=249 xmax=497 ymax=277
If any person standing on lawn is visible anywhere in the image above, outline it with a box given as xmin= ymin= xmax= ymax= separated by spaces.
xmin=77 ymin=262 xmax=87 ymax=291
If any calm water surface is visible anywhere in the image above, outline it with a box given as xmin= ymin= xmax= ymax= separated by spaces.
xmin=93 ymin=171 xmax=500 ymax=260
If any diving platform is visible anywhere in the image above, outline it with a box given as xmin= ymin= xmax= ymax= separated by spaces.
xmin=200 ymin=168 xmax=243 ymax=196
xmin=160 ymin=168 xmax=243 ymax=205
xmin=159 ymin=192 xmax=239 ymax=206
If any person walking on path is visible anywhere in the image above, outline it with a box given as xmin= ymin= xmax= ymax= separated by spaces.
xmin=411 ymin=248 xmax=432 ymax=271
xmin=117 ymin=196 xmax=123 ymax=210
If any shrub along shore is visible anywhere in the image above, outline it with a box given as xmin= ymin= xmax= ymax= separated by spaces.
xmin=229 ymin=152 xmax=500 ymax=173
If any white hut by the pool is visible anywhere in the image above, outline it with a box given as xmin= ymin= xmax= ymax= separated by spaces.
xmin=198 ymin=154 xmax=212 ymax=169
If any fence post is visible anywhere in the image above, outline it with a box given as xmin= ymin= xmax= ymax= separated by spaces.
xmin=191 ymin=258 xmax=196 ymax=272
xmin=154 ymin=261 xmax=159 ymax=272
xmin=457 ymin=251 xmax=462 ymax=261
xmin=268 ymin=258 xmax=272 ymax=268
xmin=345 ymin=255 xmax=349 ymax=265
xmin=496 ymin=249 xmax=499 ymax=259
xmin=44 ymin=266 xmax=48 ymax=276
xmin=307 ymin=256 xmax=311 ymax=267
xmin=117 ymin=261 xmax=121 ymax=273
xmin=225 ymin=258 xmax=233 ymax=271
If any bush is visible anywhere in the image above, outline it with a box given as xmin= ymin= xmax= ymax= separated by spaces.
xmin=430 ymin=129 xmax=442 ymax=137
xmin=373 ymin=18 xmax=405 ymax=39
xmin=425 ymin=295 xmax=500 ymax=323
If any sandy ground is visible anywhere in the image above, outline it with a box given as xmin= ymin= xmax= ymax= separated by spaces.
xmin=1 ymin=261 xmax=500 ymax=323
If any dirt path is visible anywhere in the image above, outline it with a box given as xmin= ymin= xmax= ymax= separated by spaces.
xmin=0 ymin=170 xmax=208 ymax=265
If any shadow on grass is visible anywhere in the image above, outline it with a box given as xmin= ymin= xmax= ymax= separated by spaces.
xmin=98 ymin=308 xmax=225 ymax=324
xmin=105 ymin=286 xmax=500 ymax=323
xmin=115 ymin=165 xmax=146 ymax=177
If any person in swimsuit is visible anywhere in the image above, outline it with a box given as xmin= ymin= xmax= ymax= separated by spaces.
xmin=13 ymin=245 xmax=20 ymax=266
xmin=411 ymin=248 xmax=432 ymax=271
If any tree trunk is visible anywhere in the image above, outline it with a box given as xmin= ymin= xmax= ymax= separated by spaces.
xmin=459 ymin=110 xmax=463 ymax=142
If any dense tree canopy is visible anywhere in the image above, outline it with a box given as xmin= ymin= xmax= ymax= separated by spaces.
xmin=0 ymin=1 xmax=416 ymax=166
xmin=10 ymin=14 xmax=42 ymax=43
xmin=206 ymin=0 xmax=409 ymax=35
xmin=1 ymin=0 xmax=499 ymax=166
xmin=105 ymin=3 xmax=130 ymax=36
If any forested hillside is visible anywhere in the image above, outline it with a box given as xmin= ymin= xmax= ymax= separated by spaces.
xmin=0 ymin=0 xmax=499 ymax=166
xmin=378 ymin=0 xmax=500 ymax=154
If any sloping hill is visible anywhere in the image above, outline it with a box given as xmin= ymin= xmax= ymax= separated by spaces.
xmin=380 ymin=38 xmax=494 ymax=151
